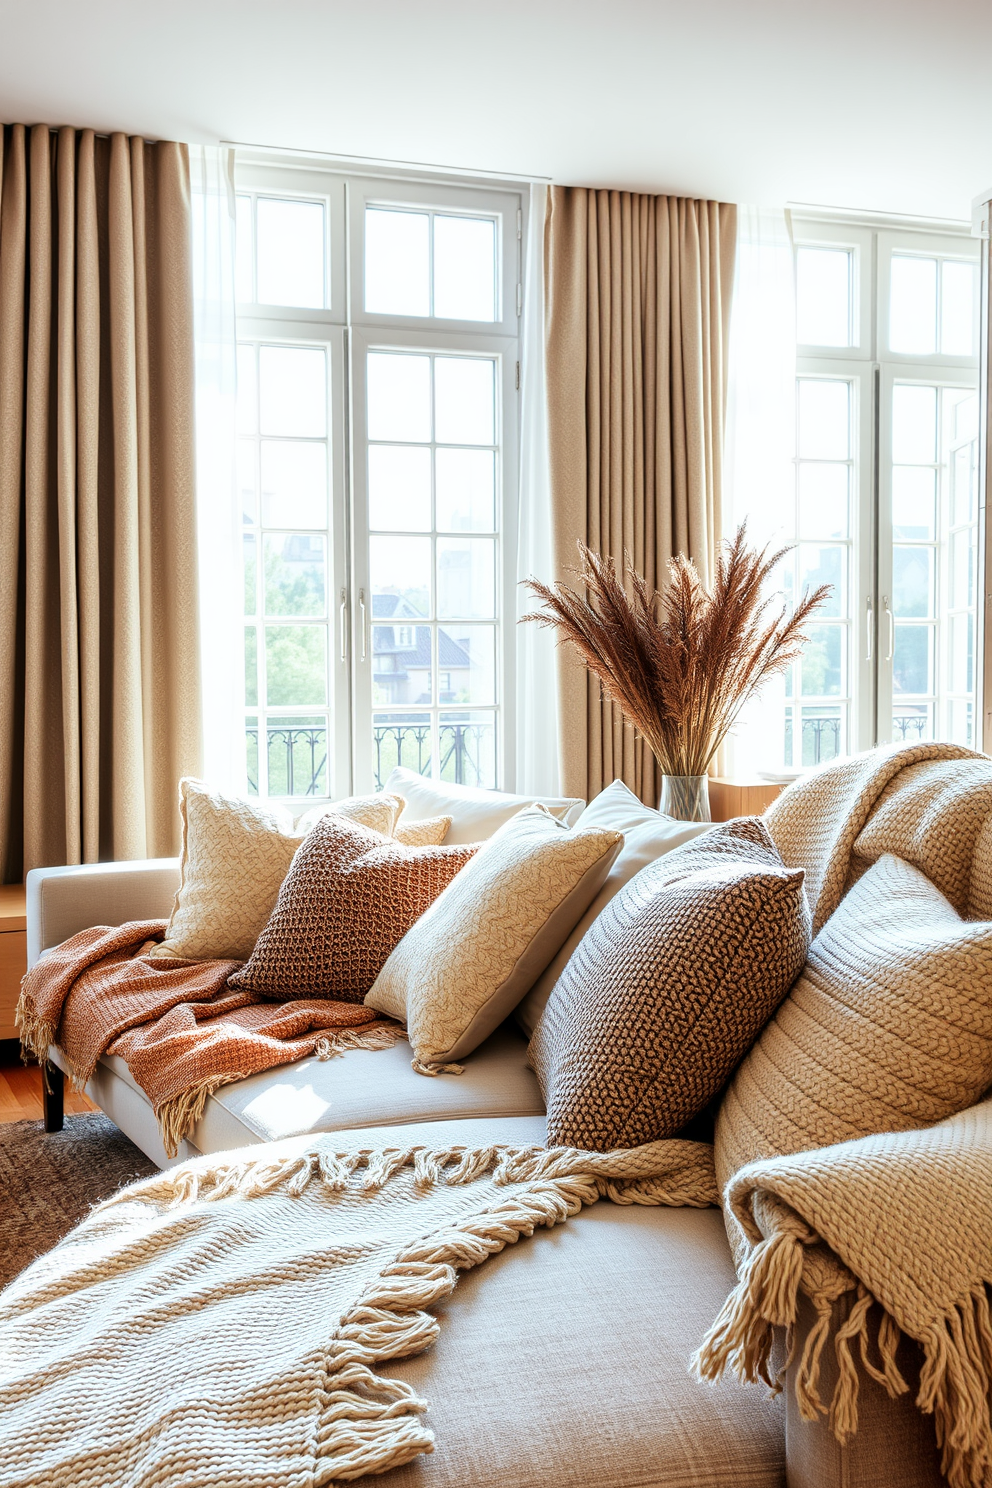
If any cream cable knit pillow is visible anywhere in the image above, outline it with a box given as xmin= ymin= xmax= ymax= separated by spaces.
xmin=153 ymin=782 xmax=408 ymax=962
xmin=366 ymin=806 xmax=623 ymax=1067
xmin=716 ymin=852 xmax=992 ymax=1201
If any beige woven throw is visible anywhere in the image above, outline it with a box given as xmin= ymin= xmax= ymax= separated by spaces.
xmin=0 ymin=1134 xmax=717 ymax=1488
xmin=16 ymin=922 xmax=404 ymax=1156
xmin=695 ymin=1099 xmax=992 ymax=1488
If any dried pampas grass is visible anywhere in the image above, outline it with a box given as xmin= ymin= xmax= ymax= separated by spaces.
xmin=522 ymin=526 xmax=831 ymax=779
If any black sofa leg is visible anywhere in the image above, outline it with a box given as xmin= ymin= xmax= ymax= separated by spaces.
xmin=42 ymin=1061 xmax=64 ymax=1132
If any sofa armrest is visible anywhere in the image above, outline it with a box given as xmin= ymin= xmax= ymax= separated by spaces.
xmin=26 ymin=860 xmax=180 ymax=969
xmin=785 ymin=1290 xmax=944 ymax=1488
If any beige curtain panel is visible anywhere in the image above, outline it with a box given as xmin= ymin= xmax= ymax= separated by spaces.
xmin=544 ymin=188 xmax=737 ymax=804
xmin=0 ymin=124 xmax=200 ymax=879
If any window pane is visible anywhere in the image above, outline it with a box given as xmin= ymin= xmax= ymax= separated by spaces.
xmin=259 ymin=347 xmax=326 ymax=437
xmin=245 ymin=628 xmax=257 ymax=705
xmin=798 ymin=463 xmax=848 ymax=540
xmin=238 ymin=439 xmax=257 ymax=526
xmin=892 ymin=545 xmax=933 ymax=619
xmin=256 ymin=198 xmax=325 ymax=309
xmin=260 ymin=442 xmax=327 ymax=528
xmin=796 ymin=247 xmax=851 ymax=347
xmin=892 ymin=702 xmax=932 ymax=743
xmin=368 ymin=445 xmax=432 ymax=532
xmin=799 ymin=707 xmax=844 ymax=767
xmin=433 ymin=216 xmax=496 ymax=321
xmin=797 ymin=379 xmax=849 ymax=460
xmin=890 ymin=256 xmax=937 ymax=354
xmin=372 ymin=623 xmax=431 ymax=706
xmin=246 ymin=715 xmax=258 ymax=793
xmin=892 ymin=384 xmax=936 ymax=465
xmin=892 ymin=467 xmax=936 ymax=539
xmin=436 ymin=448 xmax=496 ymax=532
xmin=367 ymin=353 xmax=431 ymax=442
xmin=893 ymin=624 xmax=933 ymax=697
xmin=952 ymin=443 xmax=976 ymax=526
xmin=949 ymin=614 xmax=974 ymax=695
xmin=438 ymin=625 xmax=495 ymax=704
xmin=243 ymin=535 xmax=257 ymax=614
xmin=237 ymin=345 xmax=257 ymax=435
xmin=435 ymin=357 xmax=495 ymax=446
xmin=266 ymin=717 xmax=327 ymax=797
xmin=950 ymin=529 xmax=976 ymax=609
xmin=799 ymin=544 xmax=845 ymax=619
xmin=235 ymin=195 xmax=254 ymax=303
xmin=941 ymin=261 xmax=975 ymax=357
xmin=371 ymin=713 xmax=433 ymax=788
xmin=365 ymin=208 xmax=430 ymax=316
xmin=370 ymin=535 xmax=431 ymax=618
xmin=439 ymin=711 xmax=496 ymax=788
xmin=801 ymin=624 xmax=843 ymax=697
xmin=264 ymin=625 xmax=327 ymax=705
xmin=437 ymin=537 xmax=495 ymax=619
xmin=263 ymin=534 xmax=326 ymax=616
xmin=948 ymin=700 xmax=974 ymax=748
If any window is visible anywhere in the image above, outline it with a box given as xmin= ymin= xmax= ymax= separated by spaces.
xmin=760 ymin=217 xmax=980 ymax=771
xmin=234 ymin=157 xmax=522 ymax=802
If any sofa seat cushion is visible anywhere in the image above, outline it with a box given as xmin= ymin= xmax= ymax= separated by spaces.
xmin=384 ymin=1198 xmax=784 ymax=1488
xmin=91 ymin=1023 xmax=544 ymax=1154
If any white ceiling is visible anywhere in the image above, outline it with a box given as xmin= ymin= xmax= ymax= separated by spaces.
xmin=2 ymin=0 xmax=991 ymax=221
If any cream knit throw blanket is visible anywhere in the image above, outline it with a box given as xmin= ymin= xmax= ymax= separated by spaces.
xmin=0 ymin=1134 xmax=717 ymax=1488
xmin=698 ymin=742 xmax=992 ymax=1488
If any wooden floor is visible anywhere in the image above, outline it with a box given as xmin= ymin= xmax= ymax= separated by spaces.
xmin=0 ymin=1061 xmax=98 ymax=1123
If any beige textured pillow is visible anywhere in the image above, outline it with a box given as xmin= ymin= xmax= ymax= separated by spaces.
xmin=153 ymin=782 xmax=408 ymax=962
xmin=716 ymin=852 xmax=992 ymax=1200
xmin=516 ymin=780 xmax=712 ymax=1037
xmin=530 ymin=817 xmax=810 ymax=1152
xmin=229 ymin=814 xmax=476 ymax=1000
xmin=384 ymin=766 xmax=584 ymax=846
xmin=394 ymin=815 xmax=451 ymax=847
xmin=366 ymin=806 xmax=623 ymax=1066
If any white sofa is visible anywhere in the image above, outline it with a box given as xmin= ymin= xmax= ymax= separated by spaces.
xmin=25 ymin=856 xmax=947 ymax=1488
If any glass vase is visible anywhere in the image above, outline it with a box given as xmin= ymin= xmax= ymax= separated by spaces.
xmin=659 ymin=774 xmax=711 ymax=823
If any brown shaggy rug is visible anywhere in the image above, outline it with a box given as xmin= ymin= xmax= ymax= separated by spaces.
xmin=0 ymin=1113 xmax=159 ymax=1288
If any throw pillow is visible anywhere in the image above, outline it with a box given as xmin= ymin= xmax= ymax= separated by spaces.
xmin=153 ymin=782 xmax=409 ymax=962
xmin=366 ymin=806 xmax=623 ymax=1065
xmin=515 ymin=780 xmax=713 ymax=1036
xmin=529 ymin=817 xmax=810 ymax=1153
xmin=228 ymin=814 xmax=477 ymax=1000
xmin=384 ymin=766 xmax=584 ymax=846
xmin=715 ymin=852 xmax=992 ymax=1196
xmin=295 ymin=793 xmax=405 ymax=839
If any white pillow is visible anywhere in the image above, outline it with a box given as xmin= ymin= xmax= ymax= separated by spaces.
xmin=384 ymin=766 xmax=584 ymax=847
xmin=515 ymin=780 xmax=713 ymax=1037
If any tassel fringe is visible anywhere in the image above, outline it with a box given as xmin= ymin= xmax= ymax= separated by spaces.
xmin=694 ymin=1222 xmax=992 ymax=1488
xmin=411 ymin=1057 xmax=464 ymax=1077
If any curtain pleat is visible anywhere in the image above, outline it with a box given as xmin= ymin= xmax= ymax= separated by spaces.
xmin=0 ymin=123 xmax=200 ymax=879
xmin=544 ymin=187 xmax=736 ymax=805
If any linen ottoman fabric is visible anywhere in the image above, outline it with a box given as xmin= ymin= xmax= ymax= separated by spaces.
xmin=516 ymin=780 xmax=713 ymax=1037
xmin=715 ymin=851 xmax=992 ymax=1197
xmin=384 ymin=765 xmax=584 ymax=846
xmin=366 ymin=807 xmax=623 ymax=1065
xmin=152 ymin=783 xmax=410 ymax=963
xmin=229 ymin=814 xmax=476 ymax=1001
xmin=530 ymin=818 xmax=810 ymax=1153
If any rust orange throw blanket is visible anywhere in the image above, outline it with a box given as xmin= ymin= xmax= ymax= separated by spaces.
xmin=17 ymin=922 xmax=404 ymax=1155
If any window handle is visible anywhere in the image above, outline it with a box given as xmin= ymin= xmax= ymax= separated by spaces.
xmin=865 ymin=596 xmax=873 ymax=662
xmin=883 ymin=597 xmax=894 ymax=662
xmin=339 ymin=589 xmax=348 ymax=663
xmin=359 ymin=589 xmax=368 ymax=662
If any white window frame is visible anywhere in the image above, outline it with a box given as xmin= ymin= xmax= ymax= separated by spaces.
xmin=233 ymin=153 xmax=524 ymax=805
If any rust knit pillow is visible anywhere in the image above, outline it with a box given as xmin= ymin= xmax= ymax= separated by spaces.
xmin=529 ymin=817 xmax=810 ymax=1152
xmin=228 ymin=814 xmax=476 ymax=1002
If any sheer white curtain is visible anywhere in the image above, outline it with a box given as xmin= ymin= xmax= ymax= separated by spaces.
xmin=190 ymin=147 xmax=244 ymax=793
xmin=723 ymin=206 xmax=796 ymax=778
xmin=515 ymin=183 xmax=561 ymax=795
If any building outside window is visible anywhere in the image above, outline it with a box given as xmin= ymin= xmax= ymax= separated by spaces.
xmin=234 ymin=155 xmax=523 ymax=802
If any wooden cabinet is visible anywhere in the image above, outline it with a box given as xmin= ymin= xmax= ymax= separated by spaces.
xmin=0 ymin=885 xmax=26 ymax=1042
xmin=708 ymin=777 xmax=785 ymax=823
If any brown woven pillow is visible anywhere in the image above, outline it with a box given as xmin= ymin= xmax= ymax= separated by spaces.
xmin=228 ymin=814 xmax=476 ymax=1002
xmin=529 ymin=817 xmax=810 ymax=1152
